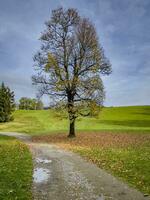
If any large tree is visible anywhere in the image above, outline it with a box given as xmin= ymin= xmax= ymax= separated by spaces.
xmin=0 ymin=82 xmax=15 ymax=122
xmin=33 ymin=7 xmax=111 ymax=137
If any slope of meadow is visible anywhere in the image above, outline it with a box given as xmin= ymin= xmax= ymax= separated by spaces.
xmin=0 ymin=106 xmax=150 ymax=135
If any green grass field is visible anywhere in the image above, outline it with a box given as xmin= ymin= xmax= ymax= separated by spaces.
xmin=0 ymin=106 xmax=150 ymax=135
xmin=0 ymin=135 xmax=33 ymax=199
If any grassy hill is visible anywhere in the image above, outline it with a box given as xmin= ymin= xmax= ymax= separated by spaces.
xmin=0 ymin=106 xmax=150 ymax=135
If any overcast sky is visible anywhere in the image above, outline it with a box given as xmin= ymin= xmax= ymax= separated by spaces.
xmin=0 ymin=0 xmax=150 ymax=106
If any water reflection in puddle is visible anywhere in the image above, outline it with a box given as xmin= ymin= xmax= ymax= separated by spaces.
xmin=36 ymin=158 xmax=52 ymax=164
xmin=33 ymin=168 xmax=50 ymax=183
xmin=97 ymin=194 xmax=105 ymax=200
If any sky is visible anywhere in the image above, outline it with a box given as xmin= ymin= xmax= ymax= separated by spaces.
xmin=0 ymin=0 xmax=150 ymax=106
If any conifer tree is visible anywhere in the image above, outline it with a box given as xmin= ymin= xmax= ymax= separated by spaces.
xmin=0 ymin=83 xmax=15 ymax=122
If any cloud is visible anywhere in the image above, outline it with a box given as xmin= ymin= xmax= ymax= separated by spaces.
xmin=0 ymin=0 xmax=150 ymax=106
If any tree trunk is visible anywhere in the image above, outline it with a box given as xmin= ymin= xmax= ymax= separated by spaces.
xmin=68 ymin=118 xmax=75 ymax=137
xmin=67 ymin=92 xmax=76 ymax=137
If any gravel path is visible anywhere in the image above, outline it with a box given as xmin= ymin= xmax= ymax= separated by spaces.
xmin=0 ymin=132 xmax=149 ymax=200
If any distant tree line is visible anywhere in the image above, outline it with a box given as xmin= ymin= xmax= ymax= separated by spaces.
xmin=19 ymin=97 xmax=43 ymax=110
xmin=0 ymin=82 xmax=15 ymax=122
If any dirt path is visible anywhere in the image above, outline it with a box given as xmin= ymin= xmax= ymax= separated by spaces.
xmin=0 ymin=132 xmax=149 ymax=200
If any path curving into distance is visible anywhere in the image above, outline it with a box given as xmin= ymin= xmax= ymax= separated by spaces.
xmin=0 ymin=132 xmax=149 ymax=200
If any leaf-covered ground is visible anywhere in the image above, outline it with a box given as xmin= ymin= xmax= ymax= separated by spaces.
xmin=33 ymin=132 xmax=150 ymax=195
xmin=0 ymin=135 xmax=33 ymax=199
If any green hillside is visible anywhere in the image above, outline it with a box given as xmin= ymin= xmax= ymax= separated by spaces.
xmin=0 ymin=106 xmax=150 ymax=135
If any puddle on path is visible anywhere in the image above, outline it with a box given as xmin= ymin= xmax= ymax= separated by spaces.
xmin=33 ymin=168 xmax=50 ymax=183
xmin=97 ymin=194 xmax=105 ymax=200
xmin=36 ymin=158 xmax=52 ymax=164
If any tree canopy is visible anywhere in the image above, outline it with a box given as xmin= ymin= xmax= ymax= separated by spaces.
xmin=33 ymin=7 xmax=111 ymax=137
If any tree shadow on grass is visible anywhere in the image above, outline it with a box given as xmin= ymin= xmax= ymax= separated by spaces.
xmin=100 ymin=120 xmax=150 ymax=127
xmin=132 ymin=107 xmax=150 ymax=116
